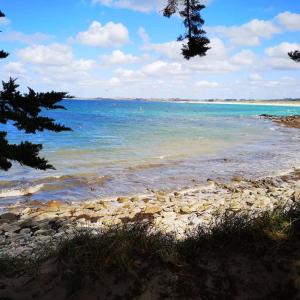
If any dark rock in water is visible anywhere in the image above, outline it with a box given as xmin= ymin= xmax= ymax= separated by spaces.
xmin=0 ymin=212 xmax=19 ymax=222
xmin=260 ymin=114 xmax=300 ymax=129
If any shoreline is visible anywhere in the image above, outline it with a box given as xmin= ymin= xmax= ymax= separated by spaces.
xmin=70 ymin=98 xmax=300 ymax=107
xmin=1 ymin=114 xmax=300 ymax=258
xmin=1 ymin=167 xmax=300 ymax=258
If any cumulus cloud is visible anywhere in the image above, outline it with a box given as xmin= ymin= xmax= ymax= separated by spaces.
xmin=4 ymin=62 xmax=25 ymax=74
xmin=195 ymin=80 xmax=219 ymax=88
xmin=0 ymin=31 xmax=49 ymax=44
xmin=102 ymin=50 xmax=138 ymax=65
xmin=15 ymin=43 xmax=97 ymax=87
xmin=265 ymin=42 xmax=300 ymax=70
xmin=249 ymin=73 xmax=263 ymax=82
xmin=93 ymin=0 xmax=212 ymax=12
xmin=277 ymin=11 xmax=300 ymax=31
xmin=210 ymin=19 xmax=281 ymax=46
xmin=73 ymin=21 xmax=129 ymax=47
xmin=231 ymin=49 xmax=256 ymax=66
xmin=18 ymin=44 xmax=74 ymax=65
xmin=142 ymin=60 xmax=187 ymax=77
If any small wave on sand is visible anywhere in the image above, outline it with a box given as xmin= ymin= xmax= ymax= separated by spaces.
xmin=0 ymin=184 xmax=45 ymax=198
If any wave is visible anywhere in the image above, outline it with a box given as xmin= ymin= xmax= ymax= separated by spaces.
xmin=0 ymin=184 xmax=44 ymax=198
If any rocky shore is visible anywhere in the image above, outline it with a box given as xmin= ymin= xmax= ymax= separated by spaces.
xmin=260 ymin=114 xmax=300 ymax=129
xmin=1 ymin=169 xmax=300 ymax=258
xmin=1 ymin=114 xmax=300 ymax=258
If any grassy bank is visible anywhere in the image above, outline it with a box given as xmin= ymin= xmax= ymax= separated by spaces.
xmin=1 ymin=204 xmax=300 ymax=299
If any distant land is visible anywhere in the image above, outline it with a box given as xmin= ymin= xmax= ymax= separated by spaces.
xmin=70 ymin=97 xmax=300 ymax=107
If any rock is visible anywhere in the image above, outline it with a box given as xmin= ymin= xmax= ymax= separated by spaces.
xmin=157 ymin=196 xmax=167 ymax=202
xmin=18 ymin=218 xmax=33 ymax=228
xmin=180 ymin=205 xmax=199 ymax=214
xmin=0 ymin=235 xmax=6 ymax=245
xmin=34 ymin=229 xmax=55 ymax=236
xmin=20 ymin=228 xmax=32 ymax=235
xmin=294 ymin=189 xmax=300 ymax=201
xmin=82 ymin=202 xmax=97 ymax=210
xmin=144 ymin=205 xmax=163 ymax=214
xmin=117 ymin=197 xmax=130 ymax=204
xmin=0 ymin=212 xmax=19 ymax=222
xmin=73 ymin=209 xmax=95 ymax=218
xmin=142 ymin=198 xmax=152 ymax=203
xmin=130 ymin=196 xmax=139 ymax=202
xmin=161 ymin=211 xmax=177 ymax=219
xmin=22 ymin=207 xmax=32 ymax=215
xmin=232 ymin=176 xmax=243 ymax=182
xmin=0 ymin=223 xmax=21 ymax=233
xmin=47 ymin=201 xmax=63 ymax=212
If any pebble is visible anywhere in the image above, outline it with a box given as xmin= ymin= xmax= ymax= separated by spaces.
xmin=1 ymin=170 xmax=300 ymax=258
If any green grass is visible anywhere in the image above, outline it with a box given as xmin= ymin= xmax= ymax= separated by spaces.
xmin=1 ymin=204 xmax=300 ymax=299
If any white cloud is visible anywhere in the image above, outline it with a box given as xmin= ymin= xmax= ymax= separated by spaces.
xmin=195 ymin=80 xmax=219 ymax=88
xmin=265 ymin=42 xmax=300 ymax=70
xmin=0 ymin=16 xmax=10 ymax=26
xmin=0 ymin=31 xmax=49 ymax=44
xmin=102 ymin=50 xmax=138 ymax=65
xmin=15 ymin=43 xmax=97 ymax=86
xmin=265 ymin=42 xmax=300 ymax=57
xmin=18 ymin=44 xmax=74 ymax=65
xmin=142 ymin=60 xmax=187 ymax=77
xmin=138 ymin=27 xmax=150 ymax=44
xmin=277 ymin=11 xmax=300 ymax=31
xmin=74 ymin=21 xmax=129 ymax=47
xmin=231 ymin=49 xmax=256 ymax=66
xmin=93 ymin=0 xmax=212 ymax=12
xmin=249 ymin=73 xmax=263 ymax=81
xmin=4 ymin=62 xmax=25 ymax=74
xmin=210 ymin=19 xmax=281 ymax=46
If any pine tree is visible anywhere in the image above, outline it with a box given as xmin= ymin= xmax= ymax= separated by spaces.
xmin=164 ymin=0 xmax=210 ymax=60
xmin=288 ymin=51 xmax=300 ymax=63
xmin=0 ymin=10 xmax=71 ymax=171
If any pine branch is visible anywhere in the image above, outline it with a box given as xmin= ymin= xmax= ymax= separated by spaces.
xmin=163 ymin=0 xmax=210 ymax=59
xmin=289 ymin=51 xmax=300 ymax=63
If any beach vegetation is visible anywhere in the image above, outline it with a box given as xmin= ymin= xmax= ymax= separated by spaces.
xmin=1 ymin=203 xmax=300 ymax=298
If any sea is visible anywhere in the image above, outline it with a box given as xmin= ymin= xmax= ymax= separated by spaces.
xmin=1 ymin=99 xmax=300 ymax=208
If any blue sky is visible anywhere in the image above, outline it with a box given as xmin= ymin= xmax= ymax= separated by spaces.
xmin=0 ymin=0 xmax=299 ymax=99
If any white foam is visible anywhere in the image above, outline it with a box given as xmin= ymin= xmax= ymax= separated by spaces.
xmin=0 ymin=184 xmax=44 ymax=198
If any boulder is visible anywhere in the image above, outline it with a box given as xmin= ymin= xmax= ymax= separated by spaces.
xmin=144 ymin=205 xmax=163 ymax=214
xmin=47 ymin=200 xmax=63 ymax=212
xmin=0 ymin=212 xmax=19 ymax=222
xmin=0 ymin=223 xmax=21 ymax=233
xmin=117 ymin=197 xmax=130 ymax=204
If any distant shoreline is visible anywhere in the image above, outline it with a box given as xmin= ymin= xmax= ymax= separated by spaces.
xmin=69 ymin=98 xmax=300 ymax=107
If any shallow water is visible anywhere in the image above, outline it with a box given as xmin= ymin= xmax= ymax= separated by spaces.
xmin=1 ymin=100 xmax=300 ymax=207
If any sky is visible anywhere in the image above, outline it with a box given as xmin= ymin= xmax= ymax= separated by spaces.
xmin=0 ymin=0 xmax=300 ymax=100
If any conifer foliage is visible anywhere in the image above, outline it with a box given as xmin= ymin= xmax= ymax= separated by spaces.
xmin=288 ymin=51 xmax=300 ymax=63
xmin=163 ymin=0 xmax=210 ymax=59
xmin=0 ymin=10 xmax=71 ymax=171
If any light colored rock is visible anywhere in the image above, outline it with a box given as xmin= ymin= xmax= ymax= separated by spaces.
xmin=160 ymin=211 xmax=177 ymax=219
xmin=47 ymin=200 xmax=63 ymax=212
xmin=22 ymin=207 xmax=32 ymax=215
xmin=117 ymin=197 xmax=130 ymax=204
xmin=144 ymin=205 xmax=163 ymax=214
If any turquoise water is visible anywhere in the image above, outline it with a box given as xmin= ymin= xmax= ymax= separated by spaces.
xmin=1 ymin=100 xmax=300 ymax=206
